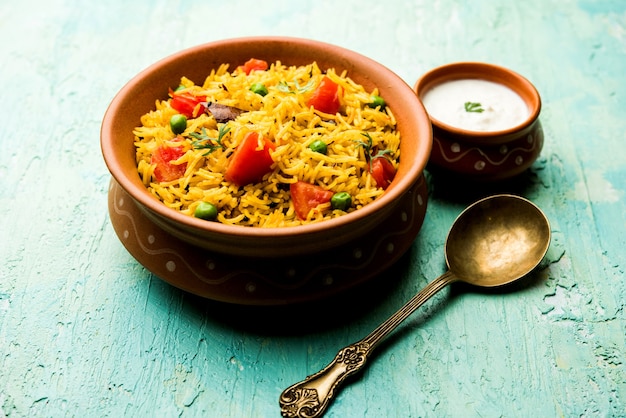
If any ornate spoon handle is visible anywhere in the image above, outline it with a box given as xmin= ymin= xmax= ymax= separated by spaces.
xmin=279 ymin=271 xmax=457 ymax=417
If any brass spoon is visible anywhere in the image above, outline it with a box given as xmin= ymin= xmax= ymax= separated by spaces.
xmin=279 ymin=194 xmax=551 ymax=418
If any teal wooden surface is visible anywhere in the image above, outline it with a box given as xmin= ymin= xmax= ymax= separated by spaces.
xmin=1 ymin=0 xmax=625 ymax=417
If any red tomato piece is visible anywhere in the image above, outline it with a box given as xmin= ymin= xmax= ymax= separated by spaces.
xmin=170 ymin=92 xmax=206 ymax=118
xmin=237 ymin=58 xmax=269 ymax=75
xmin=151 ymin=145 xmax=187 ymax=182
xmin=225 ymin=132 xmax=276 ymax=186
xmin=290 ymin=181 xmax=334 ymax=220
xmin=371 ymin=157 xmax=396 ymax=190
xmin=307 ymin=76 xmax=341 ymax=114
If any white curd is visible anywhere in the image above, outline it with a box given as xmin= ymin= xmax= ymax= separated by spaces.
xmin=422 ymin=79 xmax=529 ymax=132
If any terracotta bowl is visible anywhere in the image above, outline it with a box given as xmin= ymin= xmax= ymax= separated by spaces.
xmin=414 ymin=62 xmax=543 ymax=181
xmin=101 ymin=37 xmax=432 ymax=259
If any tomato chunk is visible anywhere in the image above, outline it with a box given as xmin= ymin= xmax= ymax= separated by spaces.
xmin=290 ymin=181 xmax=334 ymax=220
xmin=371 ymin=157 xmax=396 ymax=190
xmin=307 ymin=76 xmax=341 ymax=114
xmin=237 ymin=58 xmax=269 ymax=75
xmin=225 ymin=132 xmax=276 ymax=186
xmin=170 ymin=92 xmax=206 ymax=118
xmin=151 ymin=145 xmax=187 ymax=182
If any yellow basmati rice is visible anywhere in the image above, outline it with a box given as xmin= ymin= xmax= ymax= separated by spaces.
xmin=134 ymin=61 xmax=400 ymax=227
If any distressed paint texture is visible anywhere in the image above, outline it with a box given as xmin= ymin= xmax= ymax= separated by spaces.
xmin=1 ymin=0 xmax=625 ymax=417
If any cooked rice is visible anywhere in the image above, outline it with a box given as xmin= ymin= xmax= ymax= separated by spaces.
xmin=134 ymin=61 xmax=400 ymax=227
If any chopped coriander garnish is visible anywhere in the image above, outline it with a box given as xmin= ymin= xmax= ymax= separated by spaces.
xmin=297 ymin=79 xmax=315 ymax=93
xmin=355 ymin=132 xmax=374 ymax=161
xmin=464 ymin=101 xmax=484 ymax=113
xmin=190 ymin=124 xmax=230 ymax=156
xmin=276 ymin=79 xmax=315 ymax=94
xmin=355 ymin=132 xmax=393 ymax=171
xmin=276 ymin=81 xmax=290 ymax=93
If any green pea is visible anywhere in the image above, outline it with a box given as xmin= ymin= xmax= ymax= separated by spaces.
xmin=194 ymin=201 xmax=218 ymax=221
xmin=331 ymin=192 xmax=352 ymax=211
xmin=309 ymin=139 xmax=328 ymax=154
xmin=367 ymin=95 xmax=386 ymax=109
xmin=169 ymin=114 xmax=187 ymax=135
xmin=250 ymin=83 xmax=268 ymax=96
xmin=174 ymin=84 xmax=186 ymax=92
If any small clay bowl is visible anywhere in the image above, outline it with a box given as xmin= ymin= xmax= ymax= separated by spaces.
xmin=414 ymin=62 xmax=543 ymax=181
xmin=101 ymin=37 xmax=432 ymax=258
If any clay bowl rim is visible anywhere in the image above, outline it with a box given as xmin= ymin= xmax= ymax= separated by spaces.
xmin=413 ymin=61 xmax=541 ymax=145
xmin=101 ymin=36 xmax=432 ymax=243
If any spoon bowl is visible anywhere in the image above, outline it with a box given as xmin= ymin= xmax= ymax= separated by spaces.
xmin=280 ymin=194 xmax=551 ymax=418
xmin=446 ymin=194 xmax=551 ymax=287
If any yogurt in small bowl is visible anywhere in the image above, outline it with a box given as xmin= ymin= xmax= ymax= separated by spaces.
xmin=415 ymin=62 xmax=543 ymax=181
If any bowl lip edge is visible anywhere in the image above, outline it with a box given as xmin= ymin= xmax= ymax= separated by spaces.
xmin=101 ymin=36 xmax=432 ymax=239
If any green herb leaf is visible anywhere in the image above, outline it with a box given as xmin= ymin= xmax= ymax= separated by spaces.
xmin=276 ymin=81 xmax=291 ymax=93
xmin=355 ymin=132 xmax=374 ymax=156
xmin=190 ymin=124 xmax=230 ymax=156
xmin=295 ymin=79 xmax=315 ymax=93
xmin=276 ymin=79 xmax=315 ymax=94
xmin=355 ymin=132 xmax=393 ymax=171
xmin=373 ymin=149 xmax=393 ymax=159
xmin=464 ymin=101 xmax=484 ymax=113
